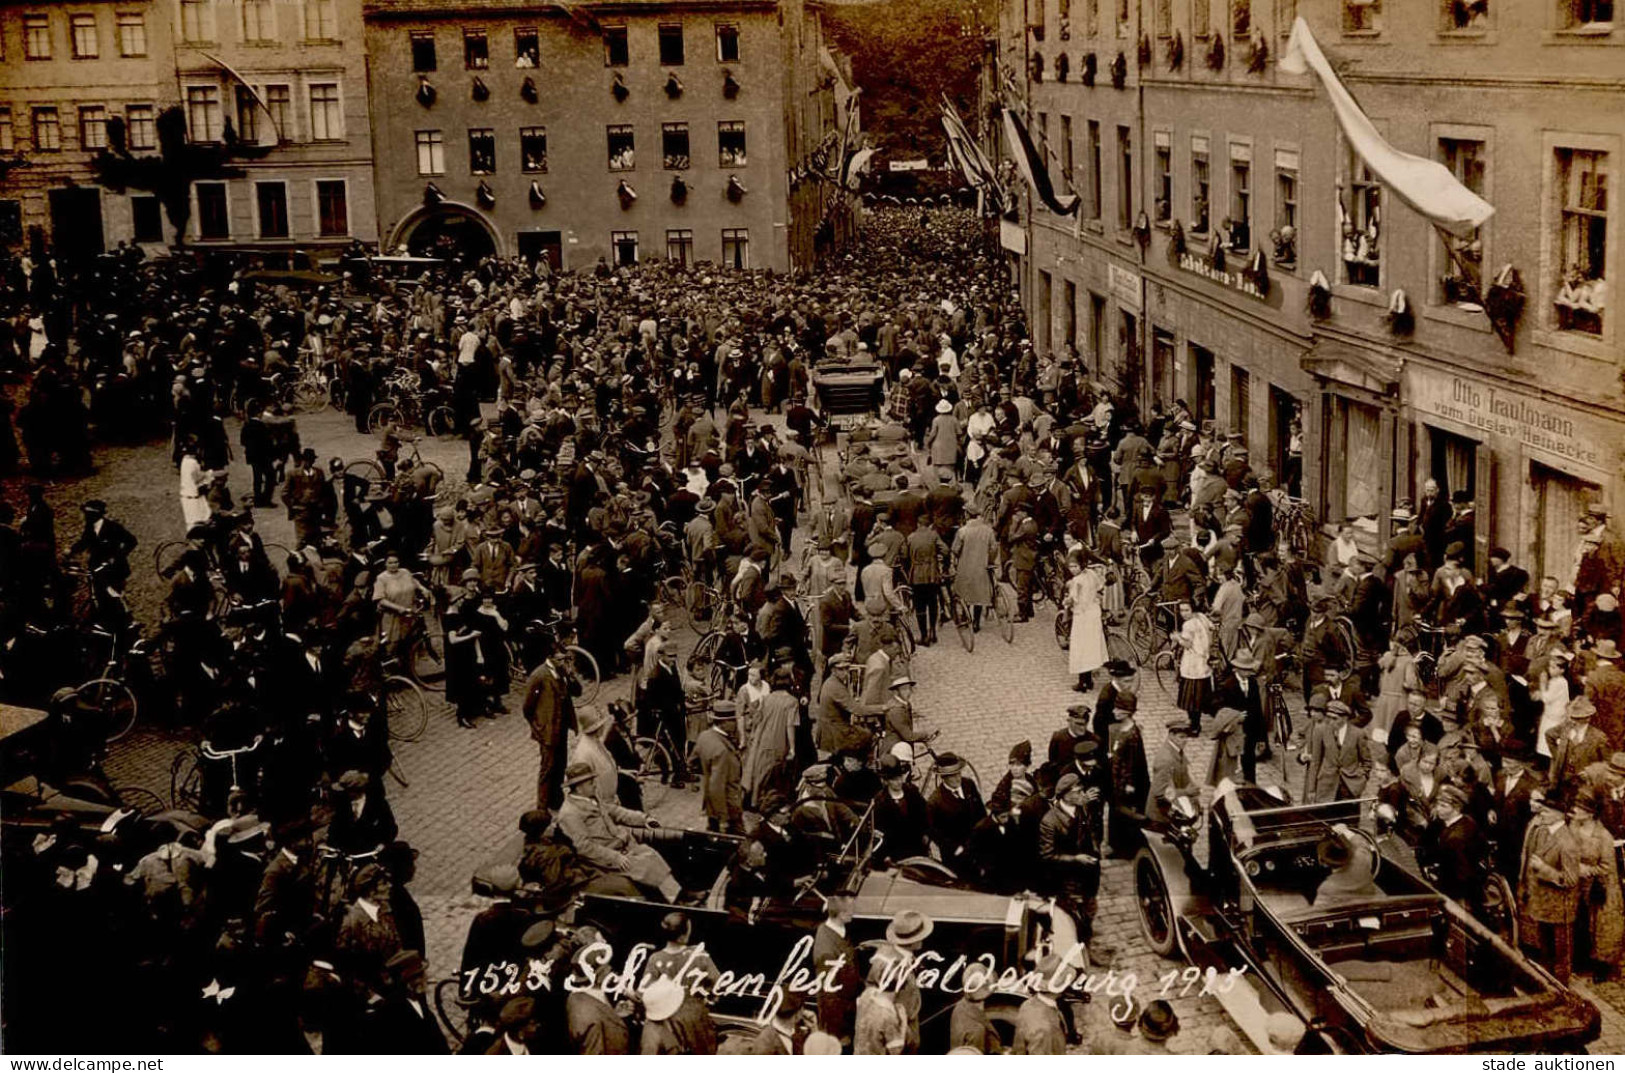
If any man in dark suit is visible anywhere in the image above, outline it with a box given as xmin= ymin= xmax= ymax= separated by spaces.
xmin=522 ymin=636 xmax=578 ymax=808
xmin=1217 ymin=648 xmax=1270 ymax=783
xmin=1132 ymin=491 xmax=1173 ymax=571
xmin=1348 ymin=554 xmax=1390 ymax=691
xmin=641 ymin=641 xmax=688 ymax=787
xmin=963 ymin=799 xmax=1027 ymax=892
xmin=1444 ymin=491 xmax=1477 ymax=573
xmin=1043 ymin=705 xmax=1096 ymax=793
xmin=1418 ymin=785 xmax=1481 ymax=904
xmin=283 ymin=450 xmax=335 ymax=550
xmin=872 ymin=754 xmax=931 ymax=863
xmin=1038 ymin=772 xmax=1103 ymax=945
xmin=1417 ymin=478 xmax=1452 ymax=572
xmin=1492 ymin=753 xmax=1539 ymax=882
xmin=1484 ymin=547 xmax=1530 ymax=624
xmin=811 ymin=890 xmax=862 ymax=1045
xmin=1242 ymin=479 xmax=1274 ymax=556
xmin=1091 ymin=659 xmax=1138 ymax=740
xmin=1104 ymin=691 xmax=1148 ymax=858
xmin=366 ymin=951 xmax=449 ymax=1054
xmin=926 ymin=753 xmax=985 ymax=867
xmin=68 ymin=499 xmax=138 ymax=589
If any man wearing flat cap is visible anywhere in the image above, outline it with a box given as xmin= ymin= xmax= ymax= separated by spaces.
xmin=1417 ymin=784 xmax=1482 ymax=904
xmin=1306 ymin=699 xmax=1378 ymax=803
xmin=1038 ymin=768 xmax=1104 ymax=946
xmin=1549 ymin=696 xmax=1611 ymax=800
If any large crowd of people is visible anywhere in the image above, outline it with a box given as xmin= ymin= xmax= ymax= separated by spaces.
xmin=2 ymin=203 xmax=1625 ymax=1055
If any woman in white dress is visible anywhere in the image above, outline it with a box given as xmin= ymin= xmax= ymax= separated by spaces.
xmin=733 ymin=662 xmax=771 ymax=748
xmin=1534 ymin=653 xmax=1572 ymax=759
xmin=1173 ymin=602 xmax=1214 ymax=737
xmin=178 ymin=446 xmax=209 ymax=528
xmin=1064 ymin=554 xmax=1107 ymax=692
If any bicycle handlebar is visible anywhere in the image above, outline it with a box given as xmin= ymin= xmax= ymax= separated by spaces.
xmin=201 ymin=735 xmax=265 ymax=760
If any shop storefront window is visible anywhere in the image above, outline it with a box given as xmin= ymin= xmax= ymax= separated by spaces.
xmin=1338 ymin=396 xmax=1381 ymax=519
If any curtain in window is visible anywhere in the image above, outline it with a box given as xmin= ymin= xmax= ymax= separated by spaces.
xmin=1535 ymin=464 xmax=1598 ymax=588
xmin=1342 ymin=397 xmax=1381 ymax=518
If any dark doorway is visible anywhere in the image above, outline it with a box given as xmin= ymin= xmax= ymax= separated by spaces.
xmin=517 ymin=229 xmax=562 ymax=271
xmin=405 ymin=207 xmax=497 ymax=263
xmin=1269 ymin=384 xmax=1299 ymax=495
xmin=1191 ymin=344 xmax=1215 ymax=425
xmin=48 ymin=187 xmax=104 ymax=261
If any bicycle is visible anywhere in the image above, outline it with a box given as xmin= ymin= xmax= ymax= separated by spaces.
xmin=170 ymin=735 xmax=264 ymax=815
xmin=70 ymin=624 xmax=144 ymax=743
xmin=894 ymin=732 xmax=982 ymax=801
xmin=508 ymin=614 xmax=602 ymax=706
xmin=611 ymin=694 xmax=693 ymax=812
xmin=943 ymin=588 xmax=975 ymax=652
xmin=313 ymin=843 xmax=386 ymax=922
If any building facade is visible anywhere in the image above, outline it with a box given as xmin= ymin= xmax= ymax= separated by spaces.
xmin=0 ymin=0 xmax=178 ymax=253
xmin=0 ymin=0 xmax=377 ymax=255
xmin=998 ymin=0 xmax=1625 ymax=583
xmin=362 ymin=0 xmax=852 ymax=274
xmin=171 ymin=0 xmax=379 ymax=249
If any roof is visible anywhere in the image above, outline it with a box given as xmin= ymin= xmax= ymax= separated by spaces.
xmin=365 ymin=0 xmax=775 ymax=17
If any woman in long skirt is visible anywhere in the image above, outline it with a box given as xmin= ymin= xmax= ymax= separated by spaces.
xmin=1064 ymin=555 xmax=1107 ymax=692
xmin=1372 ymin=628 xmax=1420 ymax=746
xmin=1173 ymin=602 xmax=1213 ymax=736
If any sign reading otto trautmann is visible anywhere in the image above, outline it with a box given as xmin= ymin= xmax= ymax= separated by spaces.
xmin=1408 ymin=366 xmax=1617 ymax=481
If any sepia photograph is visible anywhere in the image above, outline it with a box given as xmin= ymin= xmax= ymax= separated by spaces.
xmin=0 ymin=0 xmax=1623 ymax=1057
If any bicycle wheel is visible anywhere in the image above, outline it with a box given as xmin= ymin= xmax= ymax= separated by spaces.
xmin=328 ymin=378 xmax=348 ymax=411
xmin=116 ymin=784 xmax=169 ymax=815
xmin=992 ymin=584 xmax=1016 ymax=644
xmin=384 ymin=675 xmax=429 ymax=743
xmin=634 ymin=736 xmax=674 ymax=811
xmin=566 ymin=644 xmax=601 ymax=706
xmin=294 ymin=378 xmax=330 ymax=414
xmin=78 ymin=677 xmax=138 ymax=743
xmin=433 ymin=978 xmax=471 ymax=1048
xmin=154 ymin=539 xmax=190 ymax=577
xmin=914 ymin=753 xmax=941 ymax=799
xmin=1106 ymin=630 xmax=1136 ymax=666
xmin=1125 ymin=599 xmax=1158 ymax=663
xmin=1414 ymin=652 xmax=1438 ymax=698
xmin=344 ymin=457 xmax=385 ymax=488
xmin=1040 ymin=561 xmax=1067 ymax=607
xmin=426 ymin=405 xmax=458 ymax=438
xmin=950 ymin=594 xmax=974 ymax=653
xmin=409 ymin=631 xmax=446 ymax=692
xmin=367 ymin=403 xmax=401 ymax=435
xmin=1054 ymin=609 xmax=1071 ymax=650
xmin=708 ymin=661 xmax=736 ymax=700
xmin=656 ymin=577 xmax=690 ymax=630
xmin=1268 ymin=685 xmax=1293 ymax=754
xmin=170 ymin=747 xmax=203 ymax=813
xmin=686 ymin=631 xmax=719 ymax=681
xmin=685 ymin=582 xmax=724 ymax=635
xmin=1479 ymin=873 xmax=1519 ymax=949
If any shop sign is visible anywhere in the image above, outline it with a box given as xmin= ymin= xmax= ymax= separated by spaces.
xmin=1175 ymin=250 xmax=1282 ymax=309
xmin=1109 ymin=263 xmax=1141 ymax=311
xmin=1000 ymin=218 xmax=1026 ymax=254
xmin=1409 ymin=367 xmax=1617 ymax=481
xmin=887 ymin=159 xmax=930 ymax=172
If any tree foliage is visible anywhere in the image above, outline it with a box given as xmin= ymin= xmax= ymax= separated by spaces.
xmin=822 ymin=0 xmax=995 ymax=159
xmin=91 ymin=105 xmax=272 ymax=246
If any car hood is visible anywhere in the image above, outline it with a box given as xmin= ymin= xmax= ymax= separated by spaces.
xmin=853 ymin=869 xmax=1023 ymax=926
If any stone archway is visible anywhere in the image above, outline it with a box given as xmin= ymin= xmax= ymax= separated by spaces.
xmin=387 ymin=201 xmax=503 ymax=261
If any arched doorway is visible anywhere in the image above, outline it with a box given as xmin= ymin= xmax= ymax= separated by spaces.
xmin=388 ymin=201 xmax=502 ymax=263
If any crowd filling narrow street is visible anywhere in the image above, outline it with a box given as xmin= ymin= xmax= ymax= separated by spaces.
xmin=4 ymin=204 xmax=1625 ymax=1055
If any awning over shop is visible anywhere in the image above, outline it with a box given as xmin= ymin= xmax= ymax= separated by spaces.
xmin=1300 ymin=339 xmax=1403 ymax=396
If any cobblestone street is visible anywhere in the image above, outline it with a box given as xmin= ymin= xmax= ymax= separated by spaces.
xmin=30 ymin=407 xmax=1625 ymax=1054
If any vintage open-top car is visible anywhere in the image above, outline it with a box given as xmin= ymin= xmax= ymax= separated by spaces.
xmin=810 ymin=353 xmax=885 ymax=426
xmin=466 ymin=822 xmax=1080 ymax=1050
xmin=1134 ymin=784 xmax=1600 ymax=1053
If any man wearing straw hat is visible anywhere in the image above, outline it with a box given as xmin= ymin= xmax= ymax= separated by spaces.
xmin=555 ymin=761 xmax=682 ymax=901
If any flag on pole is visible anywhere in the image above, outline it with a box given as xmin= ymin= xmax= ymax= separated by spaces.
xmin=1001 ymin=105 xmax=1079 ymax=216
xmin=1279 ymin=17 xmax=1492 ymax=237
xmin=842 ymin=147 xmax=877 ymax=190
xmin=940 ymin=96 xmax=1003 ymax=205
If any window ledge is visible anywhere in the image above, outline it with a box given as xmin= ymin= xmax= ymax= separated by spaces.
xmin=1084 ymin=220 xmax=1104 ymax=234
xmin=1331 ymin=281 xmax=1386 ymax=306
xmin=179 ymin=40 xmax=220 ymax=48
xmin=1340 ymin=30 xmax=1383 ymax=39
xmin=1273 ymin=259 xmax=1298 ymax=274
xmin=1531 ymin=327 xmax=1616 ymax=361
xmin=1115 ymin=232 xmax=1135 ymax=247
xmin=1436 ymin=29 xmax=1497 ymax=43
xmin=1422 ymin=301 xmax=1494 ymax=333
xmin=1544 ymin=26 xmax=1620 ymax=43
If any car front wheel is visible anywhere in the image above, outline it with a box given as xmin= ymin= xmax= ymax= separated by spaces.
xmin=1134 ymin=847 xmax=1180 ymax=958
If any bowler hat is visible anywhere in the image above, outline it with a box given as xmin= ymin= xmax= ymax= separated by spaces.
xmin=936 ymin=752 xmax=965 ymax=775
xmin=1139 ymin=1000 xmax=1180 ymax=1042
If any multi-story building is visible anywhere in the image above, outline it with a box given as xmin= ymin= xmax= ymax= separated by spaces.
xmin=361 ymin=0 xmax=855 ymax=273
xmin=0 ymin=0 xmax=177 ymax=253
xmin=998 ymin=0 xmax=1625 ymax=582
xmin=171 ymin=0 xmax=378 ymax=249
